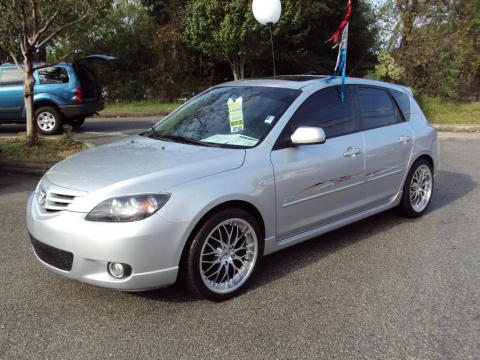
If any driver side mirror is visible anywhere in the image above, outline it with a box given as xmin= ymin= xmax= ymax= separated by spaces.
xmin=291 ymin=126 xmax=326 ymax=145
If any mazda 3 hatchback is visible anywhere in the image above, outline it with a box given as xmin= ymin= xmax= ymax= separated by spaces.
xmin=27 ymin=76 xmax=438 ymax=301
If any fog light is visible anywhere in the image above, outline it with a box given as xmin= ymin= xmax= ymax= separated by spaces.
xmin=107 ymin=262 xmax=131 ymax=279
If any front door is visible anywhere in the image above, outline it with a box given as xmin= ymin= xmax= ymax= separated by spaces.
xmin=271 ymin=86 xmax=366 ymax=240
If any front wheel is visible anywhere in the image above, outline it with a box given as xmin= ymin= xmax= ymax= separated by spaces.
xmin=35 ymin=106 xmax=63 ymax=135
xmin=183 ymin=208 xmax=263 ymax=301
xmin=398 ymin=159 xmax=434 ymax=218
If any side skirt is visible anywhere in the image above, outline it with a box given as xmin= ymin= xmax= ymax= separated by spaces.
xmin=263 ymin=191 xmax=402 ymax=256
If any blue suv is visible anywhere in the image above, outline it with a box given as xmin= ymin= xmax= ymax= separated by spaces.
xmin=0 ymin=55 xmax=114 ymax=135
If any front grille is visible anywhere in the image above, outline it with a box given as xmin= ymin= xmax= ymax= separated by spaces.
xmin=43 ymin=191 xmax=76 ymax=212
xmin=30 ymin=236 xmax=74 ymax=271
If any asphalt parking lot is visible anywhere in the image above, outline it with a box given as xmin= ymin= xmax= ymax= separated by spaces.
xmin=0 ymin=133 xmax=479 ymax=359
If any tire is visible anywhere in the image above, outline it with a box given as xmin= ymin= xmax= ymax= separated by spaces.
xmin=183 ymin=208 xmax=263 ymax=301
xmin=398 ymin=159 xmax=434 ymax=218
xmin=35 ymin=106 xmax=63 ymax=135
xmin=67 ymin=117 xmax=85 ymax=130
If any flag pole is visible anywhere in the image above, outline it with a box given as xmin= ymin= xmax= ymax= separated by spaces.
xmin=325 ymin=0 xmax=352 ymax=102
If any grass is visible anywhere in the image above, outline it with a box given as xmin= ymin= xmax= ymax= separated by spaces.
xmin=422 ymin=98 xmax=480 ymax=125
xmin=101 ymin=100 xmax=181 ymax=117
xmin=0 ymin=128 xmax=86 ymax=163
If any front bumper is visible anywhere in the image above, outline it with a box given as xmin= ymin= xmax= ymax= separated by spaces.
xmin=59 ymin=100 xmax=104 ymax=119
xmin=26 ymin=193 xmax=190 ymax=291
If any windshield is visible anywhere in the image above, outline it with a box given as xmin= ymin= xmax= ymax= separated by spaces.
xmin=149 ymin=86 xmax=300 ymax=148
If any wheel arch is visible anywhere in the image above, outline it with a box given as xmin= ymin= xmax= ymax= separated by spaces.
xmin=178 ymin=200 xmax=266 ymax=271
xmin=412 ymin=153 xmax=434 ymax=172
xmin=23 ymin=99 xmax=63 ymax=118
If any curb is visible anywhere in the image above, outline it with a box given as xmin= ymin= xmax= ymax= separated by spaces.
xmin=433 ymin=125 xmax=480 ymax=132
xmin=0 ymin=160 xmax=53 ymax=176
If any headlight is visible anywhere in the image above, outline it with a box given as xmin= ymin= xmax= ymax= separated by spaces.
xmin=85 ymin=194 xmax=170 ymax=222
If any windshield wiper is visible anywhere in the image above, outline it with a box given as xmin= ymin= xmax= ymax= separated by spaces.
xmin=149 ymin=133 xmax=214 ymax=147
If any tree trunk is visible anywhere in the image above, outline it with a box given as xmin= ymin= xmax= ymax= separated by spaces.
xmin=24 ymin=61 xmax=38 ymax=147
xmin=229 ymin=56 xmax=245 ymax=80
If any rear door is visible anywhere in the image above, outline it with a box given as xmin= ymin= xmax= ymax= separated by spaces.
xmin=271 ymin=86 xmax=366 ymax=240
xmin=356 ymin=86 xmax=414 ymax=206
xmin=0 ymin=67 xmax=24 ymax=120
xmin=73 ymin=55 xmax=115 ymax=103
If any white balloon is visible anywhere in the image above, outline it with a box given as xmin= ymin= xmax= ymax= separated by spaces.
xmin=252 ymin=0 xmax=282 ymax=25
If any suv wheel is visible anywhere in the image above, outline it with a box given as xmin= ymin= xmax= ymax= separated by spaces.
xmin=183 ymin=208 xmax=263 ymax=301
xmin=35 ymin=106 xmax=63 ymax=135
xmin=67 ymin=117 xmax=85 ymax=130
xmin=398 ymin=159 xmax=434 ymax=218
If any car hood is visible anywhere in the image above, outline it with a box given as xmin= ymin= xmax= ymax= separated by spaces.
xmin=46 ymin=135 xmax=245 ymax=196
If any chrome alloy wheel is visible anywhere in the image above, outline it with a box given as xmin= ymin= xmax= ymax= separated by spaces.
xmin=410 ymin=164 xmax=433 ymax=212
xmin=37 ymin=112 xmax=56 ymax=132
xmin=199 ymin=218 xmax=258 ymax=294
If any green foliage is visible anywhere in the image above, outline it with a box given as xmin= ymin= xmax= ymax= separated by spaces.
xmin=374 ymin=52 xmax=404 ymax=82
xmin=0 ymin=0 xmax=110 ymax=62
xmin=183 ymin=0 xmax=263 ymax=79
xmin=183 ymin=0 xmax=378 ymax=79
xmin=379 ymin=0 xmax=479 ymax=100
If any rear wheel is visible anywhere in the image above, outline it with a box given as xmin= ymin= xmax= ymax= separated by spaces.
xmin=183 ymin=208 xmax=263 ymax=301
xmin=67 ymin=117 xmax=85 ymax=130
xmin=398 ymin=159 xmax=434 ymax=218
xmin=35 ymin=106 xmax=63 ymax=135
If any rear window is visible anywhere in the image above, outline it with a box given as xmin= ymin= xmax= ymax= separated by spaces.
xmin=0 ymin=68 xmax=23 ymax=86
xmin=38 ymin=67 xmax=69 ymax=84
xmin=391 ymin=89 xmax=411 ymax=121
xmin=358 ymin=87 xmax=397 ymax=130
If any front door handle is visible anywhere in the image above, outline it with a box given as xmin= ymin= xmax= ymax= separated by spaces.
xmin=343 ymin=147 xmax=361 ymax=157
xmin=397 ymin=135 xmax=412 ymax=144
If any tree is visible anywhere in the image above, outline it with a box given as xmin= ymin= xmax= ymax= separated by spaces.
xmin=0 ymin=0 xmax=109 ymax=146
xmin=56 ymin=0 xmax=156 ymax=100
xmin=377 ymin=0 xmax=480 ymax=99
xmin=183 ymin=0 xmax=378 ymax=80
xmin=183 ymin=0 xmax=263 ymax=80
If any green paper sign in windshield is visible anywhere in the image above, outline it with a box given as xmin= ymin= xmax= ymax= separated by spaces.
xmin=228 ymin=97 xmax=244 ymax=133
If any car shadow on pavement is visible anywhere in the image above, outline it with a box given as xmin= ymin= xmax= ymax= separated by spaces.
xmin=133 ymin=169 xmax=477 ymax=302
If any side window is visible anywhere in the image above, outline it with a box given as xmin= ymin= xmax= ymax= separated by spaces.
xmin=0 ymin=68 xmax=23 ymax=86
xmin=288 ymin=86 xmax=355 ymax=139
xmin=38 ymin=67 xmax=69 ymax=84
xmin=357 ymin=87 xmax=397 ymax=130
xmin=390 ymin=89 xmax=411 ymax=121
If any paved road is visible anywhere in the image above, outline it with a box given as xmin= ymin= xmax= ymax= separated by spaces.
xmin=0 ymin=134 xmax=479 ymax=359
xmin=0 ymin=116 xmax=162 ymax=145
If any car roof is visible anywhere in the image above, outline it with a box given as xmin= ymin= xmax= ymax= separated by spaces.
xmin=218 ymin=75 xmax=412 ymax=95
xmin=219 ymin=75 xmax=327 ymax=90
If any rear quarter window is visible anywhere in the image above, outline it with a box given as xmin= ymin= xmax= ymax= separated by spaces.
xmin=38 ymin=67 xmax=69 ymax=84
xmin=0 ymin=68 xmax=23 ymax=86
xmin=390 ymin=89 xmax=411 ymax=121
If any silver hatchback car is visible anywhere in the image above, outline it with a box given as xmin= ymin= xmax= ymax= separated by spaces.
xmin=27 ymin=76 xmax=438 ymax=300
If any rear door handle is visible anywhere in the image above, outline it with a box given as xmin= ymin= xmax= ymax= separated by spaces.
xmin=397 ymin=135 xmax=412 ymax=143
xmin=343 ymin=147 xmax=361 ymax=157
